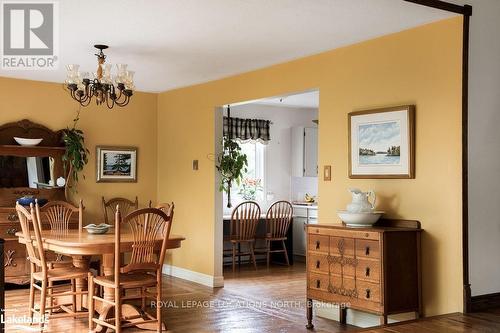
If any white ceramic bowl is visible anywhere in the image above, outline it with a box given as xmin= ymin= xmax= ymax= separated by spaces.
xmin=84 ymin=223 xmax=112 ymax=234
xmin=14 ymin=137 xmax=43 ymax=146
xmin=337 ymin=210 xmax=384 ymax=227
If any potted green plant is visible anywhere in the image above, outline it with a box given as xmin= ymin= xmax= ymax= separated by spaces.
xmin=62 ymin=108 xmax=89 ymax=195
xmin=217 ymin=136 xmax=247 ymax=208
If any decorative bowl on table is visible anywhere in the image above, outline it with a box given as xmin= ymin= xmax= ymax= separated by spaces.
xmin=83 ymin=223 xmax=112 ymax=234
xmin=13 ymin=137 xmax=43 ymax=146
xmin=17 ymin=196 xmax=48 ymax=206
xmin=337 ymin=210 xmax=384 ymax=227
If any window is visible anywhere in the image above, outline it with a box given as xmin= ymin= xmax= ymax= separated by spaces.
xmin=223 ymin=141 xmax=265 ymax=210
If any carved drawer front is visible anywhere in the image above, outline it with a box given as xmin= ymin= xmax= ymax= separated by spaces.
xmin=308 ymin=227 xmax=380 ymax=241
xmin=329 ymin=275 xmax=357 ymax=298
xmin=0 ymin=210 xmax=19 ymax=223
xmin=330 ymin=236 xmax=354 ymax=256
xmin=355 ymin=239 xmax=380 ymax=259
xmin=308 ymin=272 xmax=329 ymax=292
xmin=356 ymin=259 xmax=380 ymax=282
xmin=308 ymin=235 xmax=329 ymax=254
xmin=356 ymin=280 xmax=381 ymax=304
xmin=308 ymin=254 xmax=329 ymax=273
xmin=0 ymin=222 xmax=21 ymax=239
xmin=4 ymin=240 xmax=27 ymax=276
xmin=330 ymin=260 xmax=355 ymax=277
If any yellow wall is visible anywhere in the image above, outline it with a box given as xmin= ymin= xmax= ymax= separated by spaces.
xmin=0 ymin=77 xmax=158 ymax=220
xmin=157 ymin=17 xmax=463 ymax=315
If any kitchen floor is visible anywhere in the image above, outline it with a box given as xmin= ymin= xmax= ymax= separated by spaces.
xmin=4 ymin=264 xmax=500 ymax=332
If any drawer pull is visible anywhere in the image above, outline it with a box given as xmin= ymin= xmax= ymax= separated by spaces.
xmin=365 ymin=267 xmax=370 ymax=277
xmin=7 ymin=213 xmax=19 ymax=221
xmin=315 ymin=240 xmax=320 ymax=249
xmin=316 ymin=280 xmax=321 ymax=288
xmin=365 ymin=246 xmax=370 ymax=255
xmin=6 ymin=227 xmax=18 ymax=236
xmin=365 ymin=289 xmax=371 ymax=299
xmin=316 ymin=260 xmax=320 ymax=269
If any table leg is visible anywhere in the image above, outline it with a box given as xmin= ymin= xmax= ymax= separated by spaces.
xmin=72 ymin=255 xmax=90 ymax=311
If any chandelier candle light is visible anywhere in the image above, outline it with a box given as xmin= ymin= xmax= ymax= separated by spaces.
xmin=65 ymin=45 xmax=134 ymax=109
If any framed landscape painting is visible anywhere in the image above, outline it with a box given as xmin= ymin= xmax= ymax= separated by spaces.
xmin=96 ymin=146 xmax=137 ymax=182
xmin=348 ymin=105 xmax=415 ymax=179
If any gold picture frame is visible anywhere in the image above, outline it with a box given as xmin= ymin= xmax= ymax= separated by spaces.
xmin=348 ymin=105 xmax=415 ymax=179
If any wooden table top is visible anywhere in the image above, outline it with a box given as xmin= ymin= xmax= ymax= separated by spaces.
xmin=16 ymin=229 xmax=185 ymax=256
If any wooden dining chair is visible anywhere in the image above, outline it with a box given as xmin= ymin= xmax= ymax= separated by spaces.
xmin=88 ymin=205 xmax=174 ymax=333
xmin=16 ymin=202 xmax=89 ymax=331
xmin=223 ymin=201 xmax=261 ymax=272
xmin=38 ymin=200 xmax=84 ymax=265
xmin=255 ymin=201 xmax=293 ymax=268
xmin=102 ymin=196 xmax=139 ymax=225
xmin=148 ymin=201 xmax=173 ymax=215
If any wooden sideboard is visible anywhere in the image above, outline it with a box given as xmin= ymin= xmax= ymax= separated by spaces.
xmin=305 ymin=219 xmax=421 ymax=328
xmin=0 ymin=120 xmax=77 ymax=285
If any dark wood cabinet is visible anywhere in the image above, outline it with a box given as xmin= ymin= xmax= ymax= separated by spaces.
xmin=305 ymin=219 xmax=421 ymax=328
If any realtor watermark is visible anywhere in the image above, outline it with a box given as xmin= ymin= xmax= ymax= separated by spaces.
xmin=150 ymin=299 xmax=350 ymax=309
xmin=1 ymin=1 xmax=59 ymax=70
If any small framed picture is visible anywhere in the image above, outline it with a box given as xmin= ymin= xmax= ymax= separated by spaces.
xmin=96 ymin=146 xmax=138 ymax=183
xmin=348 ymin=105 xmax=415 ymax=179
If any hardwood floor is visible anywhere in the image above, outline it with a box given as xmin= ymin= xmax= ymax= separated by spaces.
xmin=4 ymin=263 xmax=500 ymax=332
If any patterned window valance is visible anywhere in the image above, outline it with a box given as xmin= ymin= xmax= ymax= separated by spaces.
xmin=223 ymin=117 xmax=271 ymax=143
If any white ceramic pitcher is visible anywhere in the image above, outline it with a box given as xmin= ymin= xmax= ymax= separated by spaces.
xmin=346 ymin=188 xmax=376 ymax=213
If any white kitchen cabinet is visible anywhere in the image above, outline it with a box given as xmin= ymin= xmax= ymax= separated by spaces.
xmin=291 ymin=127 xmax=318 ymax=177
xmin=292 ymin=206 xmax=318 ymax=257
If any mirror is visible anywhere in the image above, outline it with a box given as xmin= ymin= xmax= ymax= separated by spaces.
xmin=0 ymin=156 xmax=55 ymax=188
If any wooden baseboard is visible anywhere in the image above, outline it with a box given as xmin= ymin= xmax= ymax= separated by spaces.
xmin=470 ymin=292 xmax=500 ymax=312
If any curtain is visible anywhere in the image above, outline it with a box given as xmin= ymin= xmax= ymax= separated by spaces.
xmin=223 ymin=117 xmax=271 ymax=143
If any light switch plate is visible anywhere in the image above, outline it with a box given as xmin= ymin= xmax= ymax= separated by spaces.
xmin=324 ymin=165 xmax=331 ymax=181
xmin=193 ymin=160 xmax=199 ymax=170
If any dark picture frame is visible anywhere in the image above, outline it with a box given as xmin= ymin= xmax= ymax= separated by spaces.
xmin=96 ymin=146 xmax=138 ymax=183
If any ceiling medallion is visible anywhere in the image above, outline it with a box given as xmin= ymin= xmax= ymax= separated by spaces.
xmin=65 ymin=45 xmax=134 ymax=109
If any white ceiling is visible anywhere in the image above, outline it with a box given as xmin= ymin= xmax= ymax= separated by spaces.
xmin=0 ymin=0 xmax=454 ymax=92
xmin=253 ymin=91 xmax=319 ymax=109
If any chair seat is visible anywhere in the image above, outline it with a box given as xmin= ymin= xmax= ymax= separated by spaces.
xmin=33 ymin=266 xmax=88 ymax=281
xmin=93 ymin=272 xmax=157 ymax=288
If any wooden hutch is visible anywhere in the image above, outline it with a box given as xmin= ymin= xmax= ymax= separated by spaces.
xmin=0 ymin=120 xmax=78 ymax=284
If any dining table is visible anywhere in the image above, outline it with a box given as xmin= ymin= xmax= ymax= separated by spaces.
xmin=16 ymin=228 xmax=185 ymax=332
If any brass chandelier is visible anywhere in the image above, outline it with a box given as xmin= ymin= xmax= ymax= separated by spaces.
xmin=65 ymin=45 xmax=134 ymax=109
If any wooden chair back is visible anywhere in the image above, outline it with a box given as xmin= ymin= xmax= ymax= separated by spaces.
xmin=113 ymin=205 xmax=174 ymax=284
xmin=38 ymin=200 xmax=84 ymax=232
xmin=148 ymin=201 xmax=173 ymax=216
xmin=16 ymin=203 xmax=47 ymax=273
xmin=230 ymin=201 xmax=261 ymax=241
xmin=102 ymin=196 xmax=138 ymax=225
xmin=265 ymin=201 xmax=293 ymax=239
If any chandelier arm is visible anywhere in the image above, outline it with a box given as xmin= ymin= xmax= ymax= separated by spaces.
xmin=106 ymin=95 xmax=115 ymax=109
xmin=115 ymin=95 xmax=130 ymax=107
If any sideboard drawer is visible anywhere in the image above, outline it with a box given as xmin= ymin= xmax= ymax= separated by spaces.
xmin=356 ymin=259 xmax=380 ymax=282
xmin=3 ymin=241 xmax=27 ymax=277
xmin=308 ymin=235 xmax=329 ymax=253
xmin=0 ymin=211 xmax=19 ymax=223
xmin=308 ymin=226 xmax=380 ymax=240
xmin=308 ymin=254 xmax=329 ymax=274
xmin=357 ymin=280 xmax=381 ymax=304
xmin=0 ymin=222 xmax=21 ymax=239
xmin=355 ymin=239 xmax=380 ymax=259
xmin=308 ymin=272 xmax=329 ymax=292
